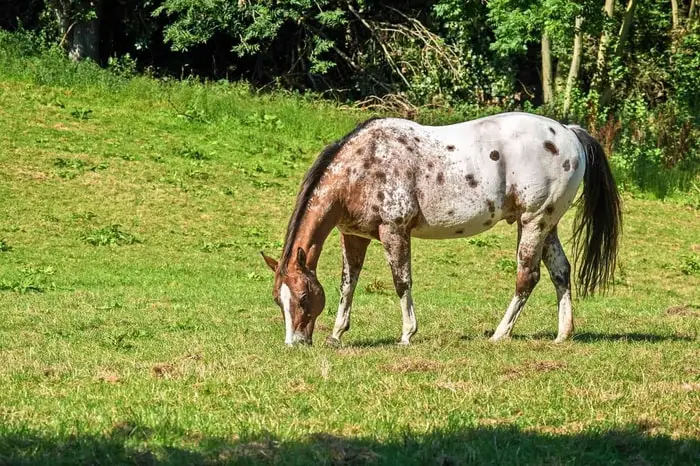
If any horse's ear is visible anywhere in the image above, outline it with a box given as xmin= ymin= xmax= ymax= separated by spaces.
xmin=296 ymin=247 xmax=307 ymax=270
xmin=260 ymin=251 xmax=278 ymax=272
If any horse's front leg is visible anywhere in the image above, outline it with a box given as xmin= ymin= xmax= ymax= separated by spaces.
xmin=378 ymin=224 xmax=417 ymax=345
xmin=326 ymin=233 xmax=371 ymax=347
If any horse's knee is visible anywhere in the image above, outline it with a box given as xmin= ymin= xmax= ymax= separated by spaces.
xmin=393 ymin=280 xmax=411 ymax=298
xmin=516 ymin=265 xmax=540 ymax=296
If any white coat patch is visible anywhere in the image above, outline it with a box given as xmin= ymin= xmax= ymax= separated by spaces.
xmin=280 ymin=283 xmax=294 ymax=345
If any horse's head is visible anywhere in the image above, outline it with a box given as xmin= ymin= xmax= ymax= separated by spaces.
xmin=261 ymin=248 xmax=325 ymax=346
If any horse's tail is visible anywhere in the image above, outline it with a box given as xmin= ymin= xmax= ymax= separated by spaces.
xmin=568 ymin=125 xmax=622 ymax=297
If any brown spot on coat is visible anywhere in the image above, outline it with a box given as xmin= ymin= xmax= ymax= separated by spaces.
xmin=487 ymin=200 xmax=496 ymax=213
xmin=538 ymin=221 xmax=547 ymax=230
xmin=455 ymin=229 xmax=464 ymax=234
xmin=414 ymin=136 xmax=420 ymax=142
xmin=572 ymin=158 xmax=580 ymax=171
xmin=489 ymin=150 xmax=500 ymax=161
xmin=427 ymin=161 xmax=434 ymax=169
xmin=437 ymin=172 xmax=445 ymax=184
xmin=375 ymin=172 xmax=386 ymax=182
xmin=447 ymin=209 xmax=455 ymax=216
xmin=483 ymin=220 xmax=492 ymax=227
xmin=545 ymin=204 xmax=554 ymax=215
xmin=446 ymin=145 xmax=455 ymax=151
xmin=377 ymin=192 xmax=385 ymax=201
xmin=562 ymin=160 xmax=571 ymax=171
xmin=543 ymin=141 xmax=559 ymax=155
xmin=549 ymin=127 xmax=556 ymax=135
xmin=466 ymin=174 xmax=478 ymax=188
xmin=372 ymin=205 xmax=380 ymax=213
xmin=397 ymin=136 xmax=408 ymax=145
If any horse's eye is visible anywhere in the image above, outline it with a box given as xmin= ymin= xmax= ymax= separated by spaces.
xmin=298 ymin=295 xmax=309 ymax=310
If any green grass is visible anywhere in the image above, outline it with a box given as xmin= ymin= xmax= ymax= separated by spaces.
xmin=0 ymin=38 xmax=699 ymax=465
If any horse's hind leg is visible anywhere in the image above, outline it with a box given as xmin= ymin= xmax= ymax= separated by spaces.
xmin=490 ymin=221 xmax=547 ymax=342
xmin=327 ymin=233 xmax=371 ymax=347
xmin=378 ymin=224 xmax=417 ymax=345
xmin=542 ymin=228 xmax=574 ymax=342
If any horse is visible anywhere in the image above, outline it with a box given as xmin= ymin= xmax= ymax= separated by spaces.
xmin=261 ymin=112 xmax=621 ymax=346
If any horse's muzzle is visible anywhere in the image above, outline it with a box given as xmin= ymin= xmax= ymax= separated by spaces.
xmin=288 ymin=331 xmax=312 ymax=346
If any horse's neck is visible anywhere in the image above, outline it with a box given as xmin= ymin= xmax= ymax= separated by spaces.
xmin=288 ymin=197 xmax=340 ymax=271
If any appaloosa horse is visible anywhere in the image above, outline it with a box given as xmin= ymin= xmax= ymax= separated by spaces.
xmin=261 ymin=112 xmax=621 ymax=346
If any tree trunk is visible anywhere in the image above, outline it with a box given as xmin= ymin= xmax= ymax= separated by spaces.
xmin=68 ymin=10 xmax=101 ymax=62
xmin=599 ymin=0 xmax=638 ymax=107
xmin=52 ymin=0 xmax=103 ymax=62
xmin=595 ymin=0 xmax=616 ymax=84
xmin=689 ymin=0 xmax=696 ymax=19
xmin=541 ymin=32 xmax=554 ymax=104
xmin=671 ymin=0 xmax=679 ymax=29
xmin=563 ymin=16 xmax=584 ymax=116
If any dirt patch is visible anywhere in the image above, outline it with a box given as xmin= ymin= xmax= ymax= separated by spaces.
xmin=500 ymin=360 xmax=567 ymax=380
xmin=151 ymin=363 xmax=175 ymax=378
xmin=381 ymin=357 xmax=442 ymax=374
xmin=665 ymin=305 xmax=700 ymax=317
xmin=96 ymin=371 xmax=121 ymax=384
xmin=681 ymin=382 xmax=700 ymax=392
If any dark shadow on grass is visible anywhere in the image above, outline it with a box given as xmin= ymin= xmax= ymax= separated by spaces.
xmin=1 ymin=422 xmax=698 ymax=465
xmin=572 ymin=332 xmax=696 ymax=343
xmin=483 ymin=331 xmax=695 ymax=343
xmin=344 ymin=336 xmax=401 ymax=348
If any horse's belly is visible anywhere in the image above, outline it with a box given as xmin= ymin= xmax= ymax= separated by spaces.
xmin=411 ymin=213 xmax=498 ymax=239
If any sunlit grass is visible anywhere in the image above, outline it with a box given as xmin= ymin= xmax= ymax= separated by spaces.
xmin=0 ymin=47 xmax=698 ymax=464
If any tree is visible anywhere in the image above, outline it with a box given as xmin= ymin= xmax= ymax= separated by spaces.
xmin=50 ymin=0 xmax=103 ymax=62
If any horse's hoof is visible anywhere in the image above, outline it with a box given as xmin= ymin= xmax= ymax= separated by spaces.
xmin=554 ymin=336 xmax=571 ymax=344
xmin=325 ymin=336 xmax=342 ymax=348
xmin=489 ymin=334 xmax=509 ymax=343
xmin=397 ymin=339 xmax=411 ymax=346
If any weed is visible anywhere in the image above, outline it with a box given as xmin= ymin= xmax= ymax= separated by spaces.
xmin=53 ymin=158 xmax=108 ymax=178
xmin=680 ymin=254 xmax=700 ymax=276
xmin=0 ymin=238 xmax=11 ymax=252
xmin=496 ymin=257 xmax=517 ymax=273
xmin=0 ymin=265 xmax=55 ymax=293
xmin=70 ymin=108 xmax=93 ymax=120
xmin=175 ymin=144 xmax=209 ymax=161
xmin=468 ymin=236 xmax=499 ymax=248
xmin=200 ymin=241 xmax=235 ymax=253
xmin=364 ymin=278 xmax=392 ymax=295
xmin=81 ymin=225 xmax=141 ymax=246
xmin=70 ymin=211 xmax=97 ymax=222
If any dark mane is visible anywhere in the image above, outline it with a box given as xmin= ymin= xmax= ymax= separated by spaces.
xmin=280 ymin=117 xmax=381 ymax=272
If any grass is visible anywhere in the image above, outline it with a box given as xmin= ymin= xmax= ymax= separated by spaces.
xmin=0 ymin=34 xmax=699 ymax=465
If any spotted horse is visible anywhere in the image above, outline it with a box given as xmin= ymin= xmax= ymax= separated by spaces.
xmin=261 ymin=112 xmax=622 ymax=346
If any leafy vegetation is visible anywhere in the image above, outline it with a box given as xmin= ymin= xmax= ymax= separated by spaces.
xmin=0 ymin=41 xmax=698 ymax=464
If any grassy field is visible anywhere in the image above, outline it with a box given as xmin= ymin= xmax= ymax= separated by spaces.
xmin=0 ymin=44 xmax=699 ymax=465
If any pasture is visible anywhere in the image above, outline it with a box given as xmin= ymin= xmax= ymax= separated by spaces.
xmin=0 ymin=54 xmax=699 ymax=465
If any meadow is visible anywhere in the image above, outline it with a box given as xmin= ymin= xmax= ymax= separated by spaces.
xmin=0 ymin=45 xmax=699 ymax=465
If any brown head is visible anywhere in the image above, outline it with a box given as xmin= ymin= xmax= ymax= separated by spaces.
xmin=261 ymin=248 xmax=326 ymax=346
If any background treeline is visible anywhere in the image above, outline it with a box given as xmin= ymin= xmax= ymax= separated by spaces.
xmin=2 ymin=0 xmax=699 ymax=194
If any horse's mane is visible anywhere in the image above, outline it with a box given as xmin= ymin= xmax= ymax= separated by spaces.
xmin=280 ymin=117 xmax=381 ymax=272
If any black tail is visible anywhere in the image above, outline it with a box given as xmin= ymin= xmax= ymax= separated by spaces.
xmin=568 ymin=126 xmax=622 ymax=297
